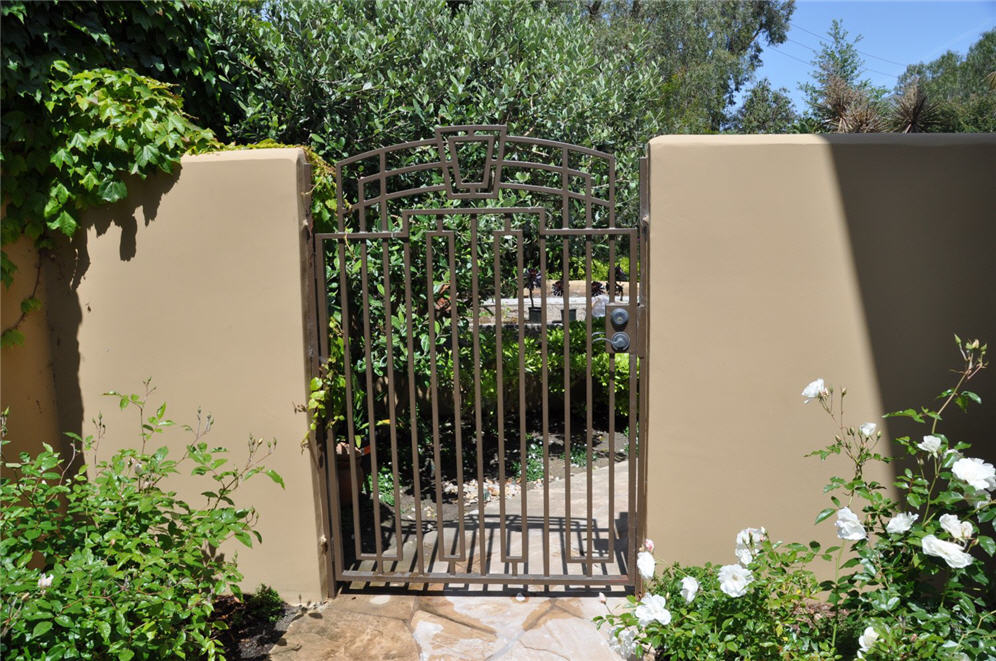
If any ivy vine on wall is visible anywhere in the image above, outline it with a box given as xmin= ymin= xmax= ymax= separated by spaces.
xmin=1 ymin=0 xmax=231 ymax=348
xmin=0 ymin=64 xmax=216 ymax=347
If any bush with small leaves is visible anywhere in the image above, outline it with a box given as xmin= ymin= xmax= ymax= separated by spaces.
xmin=0 ymin=384 xmax=283 ymax=660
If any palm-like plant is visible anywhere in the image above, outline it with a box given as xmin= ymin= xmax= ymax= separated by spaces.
xmin=891 ymin=79 xmax=939 ymax=133
xmin=819 ymin=75 xmax=885 ymax=134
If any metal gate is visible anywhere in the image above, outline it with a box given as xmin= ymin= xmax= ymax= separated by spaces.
xmin=312 ymin=126 xmax=649 ymax=590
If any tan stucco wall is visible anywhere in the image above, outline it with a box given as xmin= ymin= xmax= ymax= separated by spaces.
xmin=644 ymin=134 xmax=996 ymax=570
xmin=8 ymin=149 xmax=327 ymax=603
xmin=1 ymin=237 xmax=62 ymax=461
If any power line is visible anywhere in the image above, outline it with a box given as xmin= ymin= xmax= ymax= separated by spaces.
xmin=789 ymin=20 xmax=910 ymax=68
xmin=783 ymin=35 xmax=904 ymax=79
xmin=767 ymin=46 xmax=814 ymax=67
xmin=787 ymin=37 xmax=817 ymax=52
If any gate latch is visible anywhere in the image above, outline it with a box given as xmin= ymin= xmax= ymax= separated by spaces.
xmin=601 ymin=301 xmax=642 ymax=356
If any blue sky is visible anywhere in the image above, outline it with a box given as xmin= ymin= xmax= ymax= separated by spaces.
xmin=750 ymin=0 xmax=996 ymax=112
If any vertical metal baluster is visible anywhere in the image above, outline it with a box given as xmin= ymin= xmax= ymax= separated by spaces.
xmin=627 ymin=229 xmax=638 ymax=582
xmin=608 ymin=153 xmax=620 ymax=580
xmin=403 ymin=234 xmax=424 ymax=575
xmin=607 ymin=237 xmax=617 ymax=572
xmin=584 ymin=237 xmax=594 ymax=575
xmin=560 ymin=148 xmax=573 ymax=574
xmin=516 ymin=229 xmax=528 ymax=571
xmin=539 ymin=231 xmax=550 ymax=577
xmin=637 ymin=155 xmax=651 ymax=591
xmin=494 ymin=225 xmax=506 ymax=566
xmin=470 ymin=216 xmax=487 ymax=575
xmin=446 ymin=230 xmax=467 ymax=561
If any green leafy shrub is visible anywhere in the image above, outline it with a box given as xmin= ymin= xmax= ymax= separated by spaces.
xmin=235 ymin=584 xmax=284 ymax=628
xmin=597 ymin=337 xmax=995 ymax=659
xmin=0 ymin=386 xmax=284 ymax=660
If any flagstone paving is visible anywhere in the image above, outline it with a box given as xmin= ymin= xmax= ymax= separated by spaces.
xmin=267 ymin=591 xmax=629 ymax=660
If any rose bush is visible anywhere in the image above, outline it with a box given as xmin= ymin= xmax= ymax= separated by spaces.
xmin=596 ymin=337 xmax=994 ymax=659
xmin=0 ymin=384 xmax=283 ymax=660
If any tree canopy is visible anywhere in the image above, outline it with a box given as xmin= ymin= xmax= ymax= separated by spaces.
xmin=895 ymin=29 xmax=996 ymax=133
xmin=729 ymin=79 xmax=797 ymax=133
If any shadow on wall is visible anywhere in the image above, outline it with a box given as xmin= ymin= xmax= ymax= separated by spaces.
xmin=828 ymin=135 xmax=996 ymax=478
xmin=42 ymin=170 xmax=180 ymax=459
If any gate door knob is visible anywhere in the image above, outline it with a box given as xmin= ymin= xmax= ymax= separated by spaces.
xmin=609 ymin=332 xmax=630 ymax=352
xmin=610 ymin=308 xmax=629 ymax=329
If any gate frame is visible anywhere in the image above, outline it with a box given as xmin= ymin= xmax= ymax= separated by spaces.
xmin=310 ymin=126 xmax=650 ymax=593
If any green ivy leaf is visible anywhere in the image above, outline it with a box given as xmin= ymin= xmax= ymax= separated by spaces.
xmin=51 ymin=210 xmax=77 ymax=236
xmin=19 ymin=296 xmax=42 ymax=315
xmin=1 ymin=329 xmax=26 ymax=348
xmin=98 ymin=179 xmax=128 ymax=203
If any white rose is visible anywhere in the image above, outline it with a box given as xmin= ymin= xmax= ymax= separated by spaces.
xmin=952 ymin=457 xmax=996 ymax=492
xmin=37 ymin=573 xmax=53 ymax=590
xmin=922 ymin=534 xmax=974 ymax=569
xmin=680 ymin=576 xmax=699 ymax=603
xmin=835 ymin=507 xmax=867 ymax=541
xmin=859 ymin=422 xmax=877 ymax=438
xmin=801 ymin=378 xmax=827 ymax=403
xmin=917 ymin=434 xmax=942 ymax=456
xmin=634 ymin=593 xmax=671 ymax=627
xmin=734 ymin=527 xmax=766 ymax=565
xmin=885 ymin=512 xmax=918 ymax=534
xmin=609 ymin=626 xmax=639 ymax=659
xmin=858 ymin=626 xmax=879 ymax=656
xmin=939 ymin=513 xmax=973 ymax=542
xmin=717 ymin=563 xmax=753 ymax=598
xmin=637 ymin=550 xmax=656 ymax=580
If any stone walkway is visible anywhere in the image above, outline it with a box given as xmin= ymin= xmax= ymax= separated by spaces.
xmin=269 ymin=462 xmax=634 ymax=659
xmin=268 ymin=591 xmax=629 ymax=660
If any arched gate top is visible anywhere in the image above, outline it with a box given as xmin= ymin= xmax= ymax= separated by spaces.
xmin=333 ymin=125 xmax=616 ymax=232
